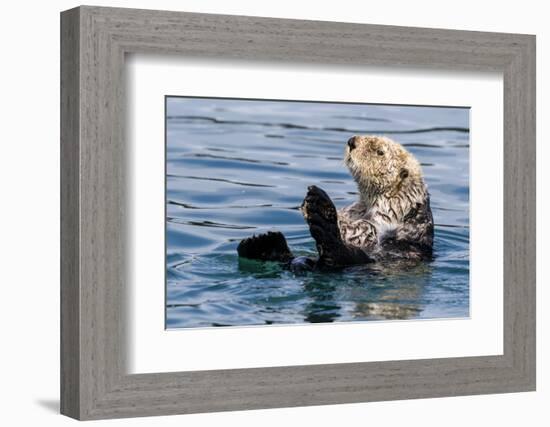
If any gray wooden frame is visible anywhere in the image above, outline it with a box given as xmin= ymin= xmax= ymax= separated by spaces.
xmin=60 ymin=5 xmax=536 ymax=421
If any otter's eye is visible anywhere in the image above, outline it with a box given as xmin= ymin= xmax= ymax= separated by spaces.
xmin=376 ymin=149 xmax=385 ymax=156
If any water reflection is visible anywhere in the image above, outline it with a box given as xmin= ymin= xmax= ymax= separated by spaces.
xmin=302 ymin=276 xmax=341 ymax=323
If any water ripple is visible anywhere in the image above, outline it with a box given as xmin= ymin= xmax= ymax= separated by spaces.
xmin=168 ymin=115 xmax=469 ymax=135
xmin=168 ymin=199 xmax=300 ymax=211
xmin=190 ymin=153 xmax=290 ymax=166
xmin=167 ymin=217 xmax=256 ymax=230
xmin=167 ymin=174 xmax=276 ymax=188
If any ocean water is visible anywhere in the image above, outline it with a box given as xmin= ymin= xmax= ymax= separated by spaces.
xmin=166 ymin=97 xmax=470 ymax=329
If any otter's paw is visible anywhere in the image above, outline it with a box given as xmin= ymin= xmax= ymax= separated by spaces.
xmin=237 ymin=231 xmax=293 ymax=262
xmin=301 ymin=186 xmax=345 ymax=264
xmin=301 ymin=185 xmax=338 ymax=225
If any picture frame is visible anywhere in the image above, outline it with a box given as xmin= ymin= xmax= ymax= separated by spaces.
xmin=60 ymin=5 xmax=536 ymax=420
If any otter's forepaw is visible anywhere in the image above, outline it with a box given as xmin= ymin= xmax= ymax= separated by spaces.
xmin=237 ymin=231 xmax=293 ymax=262
xmin=301 ymin=185 xmax=338 ymax=225
xmin=301 ymin=186 xmax=373 ymax=268
xmin=301 ymin=186 xmax=345 ymax=266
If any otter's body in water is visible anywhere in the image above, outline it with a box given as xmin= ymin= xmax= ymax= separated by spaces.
xmin=237 ymin=135 xmax=434 ymax=270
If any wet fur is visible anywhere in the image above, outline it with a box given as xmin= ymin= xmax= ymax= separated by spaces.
xmin=237 ymin=135 xmax=434 ymax=269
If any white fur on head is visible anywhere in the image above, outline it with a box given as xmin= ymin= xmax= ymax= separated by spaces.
xmin=344 ymin=135 xmax=427 ymax=222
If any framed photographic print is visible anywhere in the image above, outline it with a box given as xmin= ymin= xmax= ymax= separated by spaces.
xmin=164 ymin=97 xmax=470 ymax=329
xmin=61 ymin=5 xmax=536 ymax=420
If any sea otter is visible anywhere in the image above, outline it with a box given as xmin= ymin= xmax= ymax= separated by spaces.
xmin=237 ymin=135 xmax=434 ymax=270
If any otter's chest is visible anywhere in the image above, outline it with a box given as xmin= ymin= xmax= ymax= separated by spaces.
xmin=338 ymin=204 xmax=394 ymax=248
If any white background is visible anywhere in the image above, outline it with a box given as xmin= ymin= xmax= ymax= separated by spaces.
xmin=128 ymin=58 xmax=503 ymax=373
xmin=0 ymin=1 xmax=546 ymax=426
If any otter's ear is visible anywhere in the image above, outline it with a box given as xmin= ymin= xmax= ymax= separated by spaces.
xmin=399 ymin=168 xmax=409 ymax=180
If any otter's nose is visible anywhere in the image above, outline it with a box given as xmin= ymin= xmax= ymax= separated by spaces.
xmin=347 ymin=136 xmax=357 ymax=151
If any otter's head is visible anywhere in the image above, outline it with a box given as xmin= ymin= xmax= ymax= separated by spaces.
xmin=344 ymin=135 xmax=426 ymax=206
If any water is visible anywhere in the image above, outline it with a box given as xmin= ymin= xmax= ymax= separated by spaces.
xmin=166 ymin=97 xmax=470 ymax=329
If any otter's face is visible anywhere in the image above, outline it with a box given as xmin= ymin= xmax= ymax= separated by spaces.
xmin=344 ymin=135 xmax=420 ymax=198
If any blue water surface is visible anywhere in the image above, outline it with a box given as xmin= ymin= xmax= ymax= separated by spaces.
xmin=166 ymin=97 xmax=470 ymax=329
